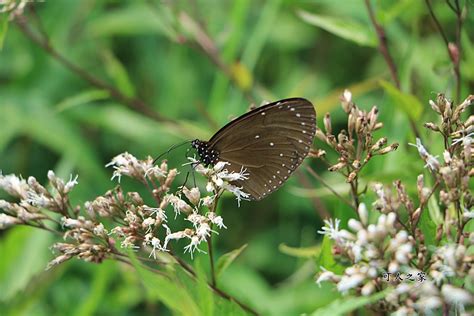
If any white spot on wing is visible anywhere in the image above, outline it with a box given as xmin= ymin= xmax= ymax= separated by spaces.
xmin=270 ymin=142 xmax=274 ymax=146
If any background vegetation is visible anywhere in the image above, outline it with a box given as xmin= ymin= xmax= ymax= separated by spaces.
xmin=0 ymin=0 xmax=472 ymax=315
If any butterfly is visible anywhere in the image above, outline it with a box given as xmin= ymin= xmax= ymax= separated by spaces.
xmin=191 ymin=98 xmax=316 ymax=200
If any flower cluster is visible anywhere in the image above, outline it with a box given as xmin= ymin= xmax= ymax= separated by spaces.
xmin=314 ymin=89 xmax=399 ymax=183
xmin=315 ymin=93 xmax=474 ymax=314
xmin=0 ymin=152 xmax=247 ymax=269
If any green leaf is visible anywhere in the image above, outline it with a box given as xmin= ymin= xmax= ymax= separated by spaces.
xmin=310 ymin=290 xmax=390 ymax=315
xmin=0 ymin=227 xmax=53 ymax=301
xmin=317 ymin=236 xmax=345 ymax=275
xmin=86 ymin=3 xmax=178 ymax=40
xmin=427 ymin=191 xmax=443 ymax=226
xmin=379 ymin=80 xmax=424 ymax=120
xmin=194 ymin=257 xmax=214 ymax=316
xmin=0 ymin=13 xmax=8 ymax=50
xmin=56 ymin=89 xmax=110 ymax=112
xmin=418 ymin=204 xmax=438 ymax=247
xmin=298 ymin=10 xmax=377 ymax=47
xmin=72 ymin=261 xmax=116 ymax=316
xmin=68 ymin=103 xmax=206 ymax=144
xmin=216 ymin=244 xmax=247 ymax=278
xmin=127 ymin=251 xmax=201 ymax=316
xmin=279 ymin=243 xmax=321 ymax=258
xmin=102 ymin=50 xmax=135 ymax=97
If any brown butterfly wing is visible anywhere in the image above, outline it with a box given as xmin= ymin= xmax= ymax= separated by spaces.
xmin=208 ymin=98 xmax=316 ymax=200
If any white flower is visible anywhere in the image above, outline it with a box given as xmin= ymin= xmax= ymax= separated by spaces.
xmin=318 ymin=218 xmax=354 ymax=244
xmin=0 ymin=213 xmax=21 ymax=229
xmin=316 ymin=267 xmax=340 ymax=287
xmin=441 ymin=284 xmax=473 ymax=306
xmin=144 ymin=165 xmax=166 ymax=179
xmin=168 ymin=195 xmax=193 ymax=217
xmin=343 ymin=89 xmax=352 ymax=102
xmin=408 ymin=138 xmax=439 ymax=171
xmin=163 ymin=230 xmax=188 ymax=249
xmin=143 ymin=206 xmax=167 ymax=222
xmin=61 ymin=216 xmax=82 ymax=228
xmin=26 ymin=190 xmax=51 ymax=207
xmin=361 ymin=282 xmax=375 ymax=296
xmin=196 ymin=222 xmax=214 ymax=240
xmin=395 ymin=243 xmax=412 ymax=264
xmin=183 ymin=235 xmax=206 ymax=259
xmin=142 ymin=217 xmax=155 ymax=233
xmin=106 ymin=152 xmax=140 ymax=182
xmin=357 ymin=203 xmax=368 ymax=226
xmin=148 ymin=237 xmax=167 ymax=259
xmin=64 ymin=174 xmax=79 ymax=193
xmin=348 ymin=218 xmax=363 ymax=232
xmin=462 ymin=207 xmax=474 ymax=219
xmin=186 ymin=212 xmax=206 ymax=228
xmin=415 ymin=296 xmax=443 ymax=313
xmin=200 ymin=195 xmax=215 ymax=207
xmin=451 ymin=132 xmax=473 ymax=146
xmin=93 ymin=223 xmax=107 ymax=236
xmin=337 ymin=273 xmax=365 ymax=294
xmin=120 ymin=236 xmax=139 ymax=249
xmin=207 ymin=212 xmax=227 ymax=229
xmin=222 ymin=183 xmax=250 ymax=206
xmin=183 ymin=187 xmax=200 ymax=205
xmin=213 ymin=161 xmax=229 ymax=172
xmin=0 ymin=173 xmax=28 ymax=198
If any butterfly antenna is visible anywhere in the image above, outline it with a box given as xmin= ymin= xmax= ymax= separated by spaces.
xmin=153 ymin=140 xmax=193 ymax=165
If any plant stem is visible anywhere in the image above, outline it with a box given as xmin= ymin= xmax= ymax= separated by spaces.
xmin=306 ymin=166 xmax=357 ymax=213
xmin=364 ymin=0 xmax=399 ymax=89
xmin=170 ymin=251 xmax=259 ymax=315
xmin=15 ymin=14 xmax=170 ymax=124
xmin=425 ymin=0 xmax=464 ymax=103
xmin=364 ymin=0 xmax=421 ymax=139
xmin=207 ymin=235 xmax=217 ymax=287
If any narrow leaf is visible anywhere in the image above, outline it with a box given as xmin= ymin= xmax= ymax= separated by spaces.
xmin=127 ymin=251 xmax=201 ymax=316
xmin=310 ymin=290 xmax=390 ymax=316
xmin=279 ymin=243 xmax=321 ymax=258
xmin=379 ymin=80 xmax=423 ymax=120
xmin=102 ymin=50 xmax=136 ymax=97
xmin=298 ymin=10 xmax=377 ymax=47
xmin=56 ymin=89 xmax=110 ymax=112
xmin=0 ymin=13 xmax=8 ymax=50
xmin=216 ymin=244 xmax=247 ymax=278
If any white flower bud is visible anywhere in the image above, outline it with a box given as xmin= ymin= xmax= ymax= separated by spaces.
xmin=361 ymin=282 xmax=375 ymax=296
xmin=348 ymin=218 xmax=363 ymax=232
xmin=358 ymin=203 xmax=368 ymax=226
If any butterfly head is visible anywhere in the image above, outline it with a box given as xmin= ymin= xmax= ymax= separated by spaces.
xmin=191 ymin=139 xmax=219 ymax=166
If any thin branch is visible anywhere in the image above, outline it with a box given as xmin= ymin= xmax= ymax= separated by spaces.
xmin=15 ymin=14 xmax=172 ymax=124
xmin=425 ymin=0 xmax=450 ymax=46
xmin=364 ymin=0 xmax=422 ymax=139
xmin=364 ymin=0 xmax=400 ymax=89
xmin=295 ymin=171 xmax=331 ymax=219
xmin=305 ymin=166 xmax=357 ymax=214
xmin=207 ymin=235 xmax=217 ymax=287
xmin=425 ymin=0 xmax=465 ymax=103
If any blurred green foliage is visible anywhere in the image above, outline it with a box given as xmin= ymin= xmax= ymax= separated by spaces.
xmin=0 ymin=0 xmax=472 ymax=315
